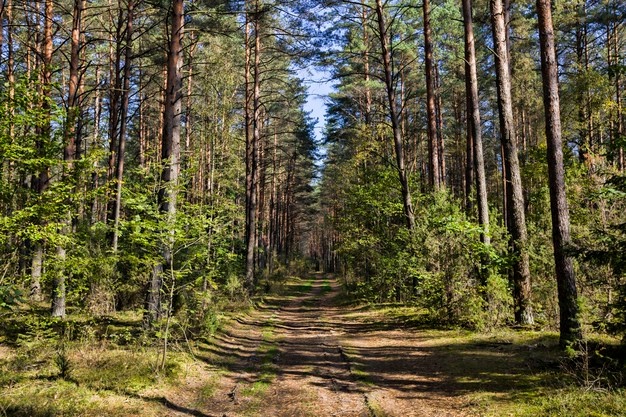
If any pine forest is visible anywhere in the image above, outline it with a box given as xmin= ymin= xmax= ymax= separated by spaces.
xmin=0 ymin=0 xmax=625 ymax=415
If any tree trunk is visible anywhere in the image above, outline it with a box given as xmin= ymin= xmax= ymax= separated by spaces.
xmin=145 ymin=0 xmax=183 ymax=328
xmin=375 ymin=0 xmax=415 ymax=230
xmin=107 ymin=3 xmax=123 ymax=205
xmin=463 ymin=0 xmax=490 ymax=254
xmin=435 ymin=65 xmax=446 ymax=186
xmin=423 ymin=0 xmax=440 ymax=190
xmin=361 ymin=5 xmax=372 ymax=125
xmin=611 ymin=14 xmax=623 ymax=170
xmin=52 ymin=0 xmax=85 ymax=318
xmin=491 ymin=0 xmax=533 ymax=324
xmin=245 ymin=1 xmax=261 ymax=293
xmin=465 ymin=87 xmax=474 ymax=214
xmin=40 ymin=0 xmax=54 ymax=311
xmin=536 ymin=0 xmax=581 ymax=347
xmin=111 ymin=0 xmax=134 ymax=252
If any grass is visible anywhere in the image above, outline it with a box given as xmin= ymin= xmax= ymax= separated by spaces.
xmin=0 ymin=340 xmax=191 ymax=416
xmin=340 ymin=303 xmax=626 ymax=417
xmin=0 ymin=308 xmax=216 ymax=417
xmin=471 ymin=387 xmax=626 ymax=416
xmin=321 ymin=279 xmax=332 ymax=294
xmin=241 ymin=313 xmax=280 ymax=399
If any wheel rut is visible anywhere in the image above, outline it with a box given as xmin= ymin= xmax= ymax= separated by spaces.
xmin=193 ymin=273 xmax=471 ymax=417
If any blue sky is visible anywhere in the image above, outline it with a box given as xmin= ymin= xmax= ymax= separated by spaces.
xmin=298 ymin=68 xmax=335 ymax=144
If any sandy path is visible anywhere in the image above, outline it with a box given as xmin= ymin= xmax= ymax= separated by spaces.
xmin=188 ymin=274 xmax=472 ymax=417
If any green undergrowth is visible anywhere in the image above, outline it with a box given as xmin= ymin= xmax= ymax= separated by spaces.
xmin=0 ymin=304 xmax=233 ymax=417
xmin=473 ymin=387 xmax=626 ymax=416
xmin=342 ymin=302 xmax=626 ymax=417
xmin=0 ymin=336 xmax=195 ymax=416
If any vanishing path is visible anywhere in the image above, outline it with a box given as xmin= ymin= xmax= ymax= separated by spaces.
xmin=189 ymin=274 xmax=479 ymax=417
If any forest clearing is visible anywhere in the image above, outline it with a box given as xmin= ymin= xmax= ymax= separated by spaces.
xmin=1 ymin=0 xmax=626 ymax=415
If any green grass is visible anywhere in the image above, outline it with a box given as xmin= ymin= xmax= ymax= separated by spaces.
xmin=339 ymin=304 xmax=626 ymax=417
xmin=321 ymin=279 xmax=332 ymax=294
xmin=0 ymin=320 xmax=202 ymax=417
xmin=241 ymin=313 xmax=280 ymax=399
xmin=295 ymin=277 xmax=314 ymax=295
xmin=470 ymin=386 xmax=626 ymax=416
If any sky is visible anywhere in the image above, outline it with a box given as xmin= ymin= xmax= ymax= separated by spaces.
xmin=298 ymin=68 xmax=335 ymax=145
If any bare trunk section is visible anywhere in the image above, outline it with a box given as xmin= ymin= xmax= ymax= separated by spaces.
xmin=245 ymin=2 xmax=262 ymax=293
xmin=111 ymin=0 xmax=134 ymax=252
xmin=435 ymin=66 xmax=446 ymax=186
xmin=463 ymin=0 xmax=491 ymax=286
xmin=465 ymin=87 xmax=474 ymax=214
xmin=244 ymin=13 xmax=253 ymax=288
xmin=375 ymin=0 xmax=415 ymax=230
xmin=52 ymin=0 xmax=85 ymax=317
xmin=361 ymin=6 xmax=372 ymax=125
xmin=6 ymin=0 xmax=14 ymax=184
xmin=611 ymin=14 xmax=623 ymax=170
xmin=462 ymin=0 xmax=490 ymax=255
xmin=90 ymin=65 xmax=102 ymax=225
xmin=536 ymin=0 xmax=581 ymax=347
xmin=145 ymin=0 xmax=183 ymax=328
xmin=32 ymin=0 xmax=53 ymax=306
xmin=423 ymin=0 xmax=440 ymax=191
xmin=28 ymin=0 xmax=44 ymax=302
xmin=491 ymin=0 xmax=533 ymax=324
xmin=575 ymin=1 xmax=589 ymax=166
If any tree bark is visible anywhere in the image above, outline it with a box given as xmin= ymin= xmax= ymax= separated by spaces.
xmin=465 ymin=87 xmax=474 ymax=214
xmin=145 ymin=0 xmax=183 ymax=328
xmin=536 ymin=0 xmax=581 ymax=347
xmin=52 ymin=0 xmax=85 ymax=318
xmin=245 ymin=1 xmax=261 ymax=292
xmin=361 ymin=5 xmax=372 ymax=125
xmin=111 ymin=0 xmax=134 ymax=252
xmin=423 ymin=0 xmax=441 ymax=190
xmin=463 ymin=0 xmax=490 ymax=253
xmin=491 ymin=0 xmax=533 ymax=324
xmin=39 ymin=0 xmax=54 ymax=310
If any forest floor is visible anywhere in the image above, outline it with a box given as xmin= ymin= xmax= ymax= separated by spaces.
xmin=1 ymin=273 xmax=626 ymax=416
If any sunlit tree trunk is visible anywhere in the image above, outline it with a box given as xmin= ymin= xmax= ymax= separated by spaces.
xmin=111 ymin=0 xmax=134 ymax=252
xmin=491 ymin=0 xmax=533 ymax=324
xmin=145 ymin=0 xmax=183 ymax=327
xmin=423 ymin=0 xmax=441 ymax=190
xmin=537 ymin=0 xmax=581 ymax=347
xmin=462 ymin=0 xmax=490 ymax=255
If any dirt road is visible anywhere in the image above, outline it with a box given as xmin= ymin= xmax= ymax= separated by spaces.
xmin=185 ymin=274 xmax=475 ymax=417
